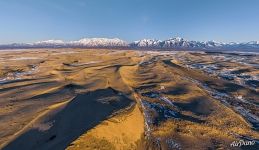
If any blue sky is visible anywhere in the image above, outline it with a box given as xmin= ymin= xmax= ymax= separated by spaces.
xmin=0 ymin=0 xmax=259 ymax=43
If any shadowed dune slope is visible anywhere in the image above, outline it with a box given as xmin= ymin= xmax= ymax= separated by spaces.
xmin=3 ymin=88 xmax=133 ymax=150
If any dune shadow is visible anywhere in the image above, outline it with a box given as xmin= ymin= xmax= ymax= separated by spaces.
xmin=29 ymin=83 xmax=86 ymax=100
xmin=217 ymin=83 xmax=244 ymax=93
xmin=142 ymin=100 xmax=204 ymax=126
xmin=174 ymin=96 xmax=213 ymax=116
xmin=0 ymin=78 xmax=40 ymax=85
xmin=3 ymin=87 xmax=132 ymax=150
xmin=246 ymin=80 xmax=259 ymax=89
xmin=135 ymin=84 xmax=157 ymax=91
xmin=0 ymin=81 xmax=57 ymax=93
xmin=230 ymin=68 xmax=250 ymax=74
xmin=204 ymin=81 xmax=244 ymax=93
xmin=163 ymin=85 xmax=189 ymax=95
xmin=163 ymin=60 xmax=183 ymax=69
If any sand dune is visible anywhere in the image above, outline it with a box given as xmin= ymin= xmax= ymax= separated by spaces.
xmin=0 ymin=49 xmax=258 ymax=149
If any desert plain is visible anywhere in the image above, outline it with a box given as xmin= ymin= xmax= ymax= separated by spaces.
xmin=0 ymin=49 xmax=258 ymax=150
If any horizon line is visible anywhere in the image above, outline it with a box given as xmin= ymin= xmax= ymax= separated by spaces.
xmin=1 ymin=36 xmax=259 ymax=45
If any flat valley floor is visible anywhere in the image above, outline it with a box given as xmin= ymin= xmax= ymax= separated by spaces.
xmin=0 ymin=49 xmax=258 ymax=150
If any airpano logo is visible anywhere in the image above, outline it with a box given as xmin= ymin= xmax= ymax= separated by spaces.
xmin=230 ymin=140 xmax=255 ymax=147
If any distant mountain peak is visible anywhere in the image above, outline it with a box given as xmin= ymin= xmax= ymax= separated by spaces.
xmin=69 ymin=38 xmax=128 ymax=47
xmin=34 ymin=40 xmax=65 ymax=45
xmin=0 ymin=37 xmax=258 ymax=51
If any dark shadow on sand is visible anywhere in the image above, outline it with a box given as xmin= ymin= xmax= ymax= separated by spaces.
xmin=3 ymin=87 xmax=132 ymax=150
xmin=142 ymin=99 xmax=205 ymax=126
xmin=204 ymin=81 xmax=244 ymax=93
xmin=163 ymin=60 xmax=183 ymax=69
xmin=174 ymin=96 xmax=213 ymax=116
xmin=230 ymin=68 xmax=250 ymax=74
xmin=163 ymin=85 xmax=189 ymax=95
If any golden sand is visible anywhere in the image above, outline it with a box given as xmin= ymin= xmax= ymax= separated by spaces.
xmin=0 ymin=49 xmax=258 ymax=150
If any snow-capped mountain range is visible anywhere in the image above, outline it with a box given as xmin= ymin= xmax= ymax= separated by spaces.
xmin=130 ymin=37 xmax=259 ymax=50
xmin=0 ymin=38 xmax=128 ymax=49
xmin=1 ymin=37 xmax=259 ymax=51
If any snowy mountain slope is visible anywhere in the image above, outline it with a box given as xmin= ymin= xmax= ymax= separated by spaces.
xmin=0 ymin=37 xmax=258 ymax=50
xmin=131 ymin=37 xmax=259 ymax=50
xmin=69 ymin=38 xmax=127 ymax=47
